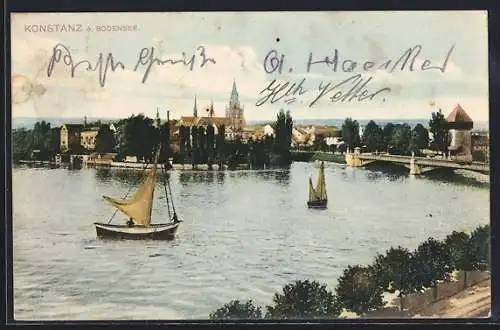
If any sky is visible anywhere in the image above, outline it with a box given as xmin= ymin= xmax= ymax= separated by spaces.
xmin=10 ymin=11 xmax=489 ymax=122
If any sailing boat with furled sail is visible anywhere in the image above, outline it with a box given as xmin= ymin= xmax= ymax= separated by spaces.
xmin=307 ymin=161 xmax=328 ymax=209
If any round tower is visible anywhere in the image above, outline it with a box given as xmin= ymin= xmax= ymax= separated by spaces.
xmin=446 ymin=104 xmax=473 ymax=161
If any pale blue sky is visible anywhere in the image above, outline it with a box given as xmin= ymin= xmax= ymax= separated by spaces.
xmin=11 ymin=11 xmax=489 ymax=121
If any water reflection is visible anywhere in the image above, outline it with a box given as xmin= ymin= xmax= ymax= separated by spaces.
xmin=94 ymin=168 xmax=144 ymax=185
xmin=273 ymin=169 xmax=291 ymax=185
xmin=363 ymin=163 xmax=409 ymax=181
xmin=179 ymin=171 xmax=223 ymax=185
xmin=423 ymin=169 xmax=489 ymax=189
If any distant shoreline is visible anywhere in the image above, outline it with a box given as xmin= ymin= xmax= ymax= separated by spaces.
xmin=11 ymin=116 xmax=490 ymax=131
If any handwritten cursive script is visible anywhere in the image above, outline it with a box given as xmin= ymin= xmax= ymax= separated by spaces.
xmin=47 ymin=43 xmax=125 ymax=88
xmin=46 ymin=43 xmax=216 ymax=87
xmin=256 ymin=75 xmax=391 ymax=107
xmin=306 ymin=44 xmax=455 ymax=74
xmin=134 ymin=46 xmax=216 ymax=83
xmin=309 ymin=74 xmax=391 ymax=107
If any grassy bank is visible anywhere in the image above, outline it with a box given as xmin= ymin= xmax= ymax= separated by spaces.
xmin=291 ymin=151 xmax=346 ymax=164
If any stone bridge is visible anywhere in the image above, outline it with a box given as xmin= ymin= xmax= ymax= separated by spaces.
xmin=345 ymin=151 xmax=490 ymax=175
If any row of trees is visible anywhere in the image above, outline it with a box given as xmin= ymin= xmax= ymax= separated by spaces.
xmin=340 ymin=110 xmax=449 ymax=156
xmin=12 ymin=121 xmax=60 ymax=160
xmin=12 ymin=110 xmax=295 ymax=168
xmin=209 ymin=224 xmax=490 ymax=319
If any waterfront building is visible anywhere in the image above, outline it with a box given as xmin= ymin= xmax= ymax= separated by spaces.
xmin=471 ymin=130 xmax=489 ymax=162
xmin=292 ymin=127 xmax=312 ymax=146
xmin=80 ymin=127 xmax=100 ymax=151
xmin=263 ymin=124 xmax=275 ymax=137
xmin=60 ymin=124 xmax=84 ymax=152
xmin=446 ymin=104 xmax=473 ymax=162
xmin=177 ymin=96 xmax=229 ymax=129
xmin=175 ymin=96 xmax=231 ymax=144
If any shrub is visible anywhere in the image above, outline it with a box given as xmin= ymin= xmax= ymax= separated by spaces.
xmin=265 ymin=280 xmax=341 ymax=319
xmin=469 ymin=224 xmax=490 ymax=271
xmin=412 ymin=237 xmax=453 ymax=299
xmin=209 ymin=299 xmax=262 ymax=320
xmin=336 ymin=265 xmax=385 ymax=314
xmin=371 ymin=246 xmax=417 ymax=311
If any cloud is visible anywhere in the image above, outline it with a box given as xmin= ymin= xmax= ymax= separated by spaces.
xmin=10 ymin=12 xmax=489 ymax=122
xmin=11 ymin=35 xmax=107 ymax=117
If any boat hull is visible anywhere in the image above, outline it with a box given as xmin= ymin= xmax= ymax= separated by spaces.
xmin=94 ymin=222 xmax=180 ymax=240
xmin=307 ymin=199 xmax=328 ymax=209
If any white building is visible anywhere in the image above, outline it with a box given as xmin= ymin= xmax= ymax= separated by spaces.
xmin=263 ymin=124 xmax=275 ymax=137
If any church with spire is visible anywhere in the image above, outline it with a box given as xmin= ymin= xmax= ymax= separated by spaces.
xmin=176 ymin=94 xmax=229 ymax=132
xmin=225 ymin=80 xmax=246 ymax=132
xmin=176 ymin=81 xmax=247 ymax=139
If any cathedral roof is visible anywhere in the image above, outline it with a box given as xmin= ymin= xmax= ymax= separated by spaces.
xmin=178 ymin=116 xmax=200 ymax=126
xmin=446 ymin=104 xmax=473 ymax=123
xmin=197 ymin=117 xmax=229 ymax=126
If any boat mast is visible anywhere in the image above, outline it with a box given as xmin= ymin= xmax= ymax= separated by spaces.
xmin=166 ymin=110 xmax=177 ymax=218
xmin=157 ymin=109 xmax=172 ymax=219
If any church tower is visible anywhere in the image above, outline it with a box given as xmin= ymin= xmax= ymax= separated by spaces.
xmin=155 ymin=108 xmax=161 ymax=128
xmin=193 ymin=95 xmax=198 ymax=118
xmin=229 ymin=80 xmax=240 ymax=109
xmin=225 ymin=80 xmax=246 ymax=132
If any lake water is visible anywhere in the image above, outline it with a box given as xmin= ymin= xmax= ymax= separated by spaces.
xmin=12 ymin=162 xmax=490 ymax=320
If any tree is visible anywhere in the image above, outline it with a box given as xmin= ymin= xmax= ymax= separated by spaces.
xmin=265 ymin=280 xmax=341 ymax=319
xmin=94 ymin=124 xmax=116 ymax=154
xmin=44 ymin=128 xmax=60 ymax=156
xmin=119 ymin=114 xmax=157 ymax=162
xmin=429 ymin=110 xmax=449 ymax=153
xmin=158 ymin=121 xmax=171 ymax=163
xmin=216 ymin=124 xmax=226 ymax=169
xmin=468 ymin=224 xmax=490 ymax=272
xmin=444 ymin=231 xmax=474 ymax=289
xmin=32 ymin=121 xmax=51 ymax=150
xmin=191 ymin=126 xmax=199 ymax=168
xmin=412 ymin=237 xmax=453 ymax=300
xmin=178 ymin=125 xmax=188 ymax=166
xmin=209 ymin=300 xmax=262 ymax=320
xmin=335 ymin=265 xmax=385 ymax=315
xmin=197 ymin=126 xmax=206 ymax=163
xmin=382 ymin=123 xmax=395 ymax=151
xmin=206 ymin=124 xmax=215 ymax=169
xmin=391 ymin=124 xmax=412 ymax=155
xmin=361 ymin=120 xmax=383 ymax=152
xmin=313 ymin=134 xmax=325 ymax=151
xmin=341 ymin=118 xmax=360 ymax=150
xmin=413 ymin=123 xmax=429 ymax=151
xmin=272 ymin=109 xmax=293 ymax=164
xmin=372 ymin=247 xmax=417 ymax=311
xmin=12 ymin=128 xmax=33 ymax=160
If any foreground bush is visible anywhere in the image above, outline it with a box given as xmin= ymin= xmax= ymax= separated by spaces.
xmin=412 ymin=237 xmax=453 ymax=300
xmin=209 ymin=300 xmax=262 ymax=320
xmin=208 ymin=225 xmax=490 ymax=319
xmin=371 ymin=246 xmax=417 ymax=311
xmin=469 ymin=225 xmax=490 ymax=271
xmin=336 ymin=265 xmax=385 ymax=314
xmin=265 ymin=280 xmax=341 ymax=319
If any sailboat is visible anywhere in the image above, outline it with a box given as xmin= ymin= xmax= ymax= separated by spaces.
xmin=93 ymin=145 xmax=181 ymax=240
xmin=307 ymin=161 xmax=328 ymax=209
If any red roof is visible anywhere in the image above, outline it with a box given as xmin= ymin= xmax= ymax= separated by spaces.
xmin=446 ymin=104 xmax=473 ymax=123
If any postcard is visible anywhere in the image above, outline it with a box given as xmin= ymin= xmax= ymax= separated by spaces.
xmin=10 ymin=11 xmax=490 ymax=321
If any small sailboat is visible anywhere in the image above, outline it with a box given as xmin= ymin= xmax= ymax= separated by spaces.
xmin=307 ymin=161 xmax=328 ymax=209
xmin=94 ymin=145 xmax=181 ymax=240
